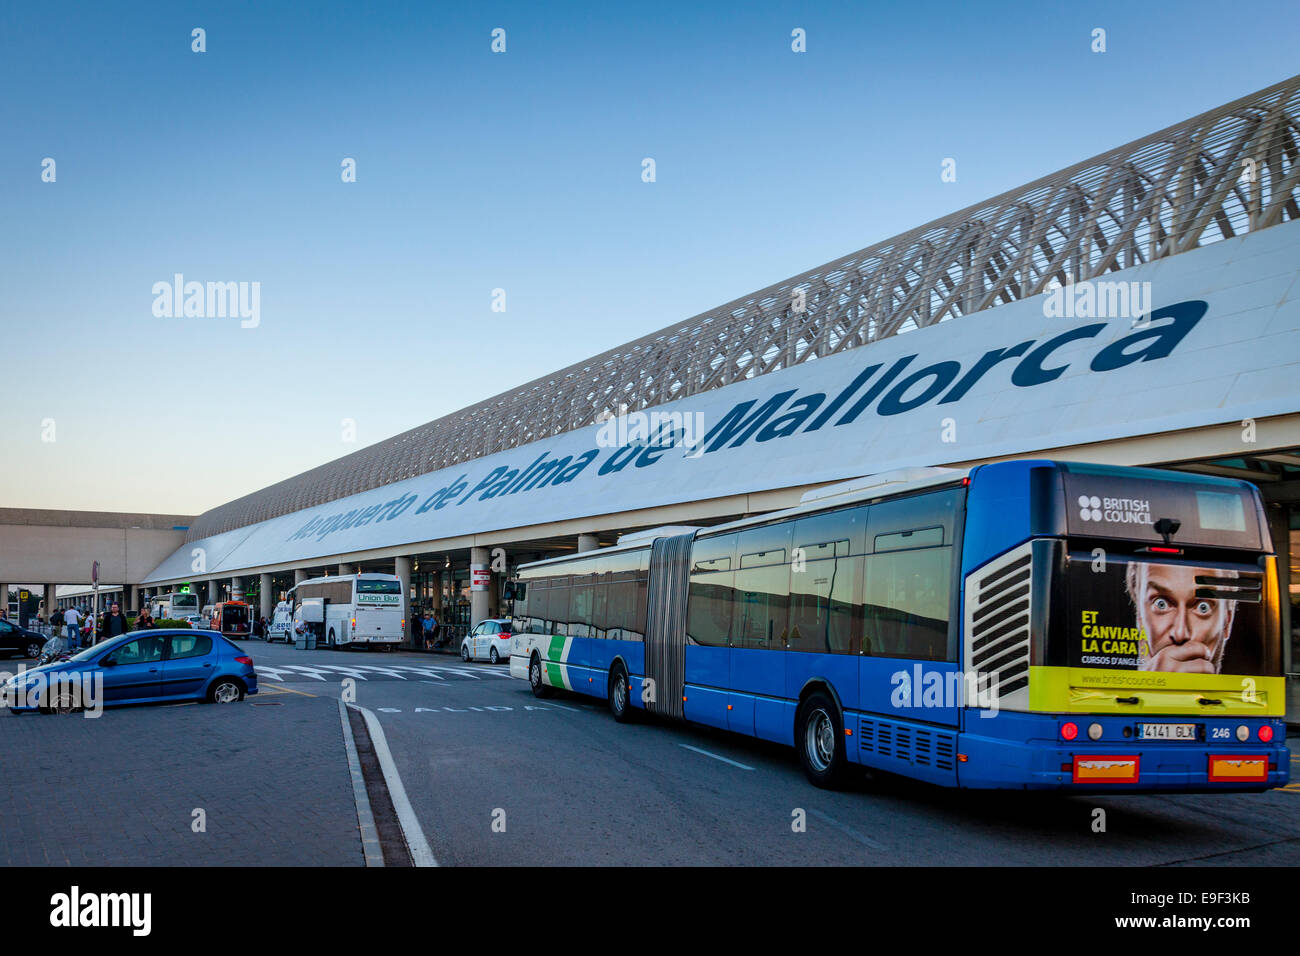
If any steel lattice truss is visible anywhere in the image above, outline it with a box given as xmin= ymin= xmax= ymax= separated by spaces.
xmin=190 ymin=73 xmax=1300 ymax=541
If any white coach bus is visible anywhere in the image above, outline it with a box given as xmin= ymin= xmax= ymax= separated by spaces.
xmin=150 ymin=589 xmax=202 ymax=621
xmin=287 ymin=572 xmax=405 ymax=649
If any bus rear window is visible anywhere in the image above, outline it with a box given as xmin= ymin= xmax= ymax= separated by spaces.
xmin=1059 ymin=466 xmax=1263 ymax=550
xmin=357 ymin=580 xmax=401 ymax=594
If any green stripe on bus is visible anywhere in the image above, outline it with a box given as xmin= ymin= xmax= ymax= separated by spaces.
xmin=546 ymin=662 xmax=564 ymax=687
xmin=548 ymin=635 xmax=566 ymax=661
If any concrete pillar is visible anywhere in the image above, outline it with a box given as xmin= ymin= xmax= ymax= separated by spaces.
xmin=338 ymin=563 xmax=355 ymax=576
xmin=122 ymin=584 xmax=137 ymax=614
xmin=395 ymin=556 xmax=412 ymax=645
xmin=578 ymin=533 xmax=600 ymax=552
xmin=259 ymin=573 xmax=273 ymax=622
xmin=44 ymin=584 xmax=56 ymax=623
xmin=207 ymin=580 xmax=218 ymax=605
xmin=430 ymin=572 xmax=443 ymax=614
xmin=230 ymin=576 xmax=244 ymax=602
xmin=294 ymin=568 xmax=308 ymax=586
xmin=470 ymin=547 xmax=490 ymax=627
xmin=0 ymin=584 xmax=8 ymax=618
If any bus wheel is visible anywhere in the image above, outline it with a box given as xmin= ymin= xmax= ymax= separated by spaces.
xmin=608 ymin=663 xmax=634 ymax=723
xmin=796 ymin=691 xmax=848 ymax=789
xmin=529 ymin=653 xmax=553 ymax=699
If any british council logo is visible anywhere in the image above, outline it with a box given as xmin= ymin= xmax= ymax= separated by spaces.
xmin=1077 ymin=495 xmax=1102 ymax=521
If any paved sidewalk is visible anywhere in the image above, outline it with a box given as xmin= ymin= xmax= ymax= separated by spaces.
xmin=0 ymin=692 xmax=362 ymax=866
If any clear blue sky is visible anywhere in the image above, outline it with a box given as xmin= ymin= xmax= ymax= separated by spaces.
xmin=2 ymin=0 xmax=1296 ymax=515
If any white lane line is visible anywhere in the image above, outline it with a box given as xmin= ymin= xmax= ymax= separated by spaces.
xmin=351 ymin=703 xmax=438 ymax=867
xmin=806 ymin=807 xmax=884 ymax=850
xmin=679 ymin=744 xmax=754 ymax=770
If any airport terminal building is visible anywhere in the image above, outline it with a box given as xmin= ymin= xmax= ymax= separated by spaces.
xmin=6 ymin=74 xmax=1300 ymax=712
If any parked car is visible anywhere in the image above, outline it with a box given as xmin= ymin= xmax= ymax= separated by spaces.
xmin=0 ymin=618 xmax=47 ymax=660
xmin=461 ymin=619 xmax=513 ymax=664
xmin=2 ymin=628 xmax=258 ymax=714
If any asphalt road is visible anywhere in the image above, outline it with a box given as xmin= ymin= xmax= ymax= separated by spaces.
xmin=248 ymin=642 xmax=1300 ymax=866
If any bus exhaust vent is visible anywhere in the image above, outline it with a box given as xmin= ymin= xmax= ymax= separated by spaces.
xmin=858 ymin=718 xmax=956 ymax=771
xmin=964 ymin=542 xmax=1034 ymax=711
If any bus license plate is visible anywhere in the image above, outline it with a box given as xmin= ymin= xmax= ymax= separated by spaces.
xmin=1139 ymin=723 xmax=1195 ymax=740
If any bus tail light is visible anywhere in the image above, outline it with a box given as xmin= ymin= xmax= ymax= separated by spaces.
xmin=1258 ymin=725 xmax=1274 ymax=743
xmin=1060 ymin=722 xmax=1079 ymax=741
xmin=351 ymin=618 xmax=357 ymax=628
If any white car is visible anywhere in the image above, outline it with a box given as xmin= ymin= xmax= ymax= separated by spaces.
xmin=461 ymin=619 xmax=513 ymax=664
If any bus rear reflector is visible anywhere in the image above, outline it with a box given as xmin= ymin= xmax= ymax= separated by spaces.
xmin=1207 ymin=755 xmax=1268 ymax=782
xmin=1072 ymin=756 xmax=1139 ymax=783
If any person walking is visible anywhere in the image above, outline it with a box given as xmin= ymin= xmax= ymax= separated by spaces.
xmin=99 ymin=602 xmax=129 ymax=642
xmin=423 ymin=610 xmax=440 ymax=650
xmin=63 ymin=605 xmax=82 ymax=652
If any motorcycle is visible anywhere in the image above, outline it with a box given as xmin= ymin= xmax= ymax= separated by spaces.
xmin=36 ymin=636 xmax=72 ymax=667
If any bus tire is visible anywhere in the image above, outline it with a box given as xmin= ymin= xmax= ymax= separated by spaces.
xmin=529 ymin=653 xmax=553 ymax=698
xmin=608 ymin=663 xmax=633 ymax=723
xmin=796 ymin=690 xmax=848 ymax=789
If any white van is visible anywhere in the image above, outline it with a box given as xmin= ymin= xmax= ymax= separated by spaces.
xmin=267 ymin=601 xmax=295 ymax=643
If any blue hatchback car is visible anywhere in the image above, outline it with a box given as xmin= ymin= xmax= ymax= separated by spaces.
xmin=3 ymin=629 xmax=257 ymax=713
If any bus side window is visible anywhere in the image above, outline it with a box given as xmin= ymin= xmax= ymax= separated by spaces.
xmin=863 ymin=546 xmax=952 ymax=661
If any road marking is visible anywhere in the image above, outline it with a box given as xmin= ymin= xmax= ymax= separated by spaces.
xmin=806 ymin=808 xmax=884 ymax=850
xmin=679 ymin=744 xmax=754 ymax=770
xmin=351 ymin=704 xmax=438 ymax=867
xmin=255 ymin=662 xmax=512 ymax=683
xmin=260 ymin=683 xmax=316 ymax=698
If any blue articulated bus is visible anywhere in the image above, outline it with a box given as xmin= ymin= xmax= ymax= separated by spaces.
xmin=509 ymin=460 xmax=1288 ymax=791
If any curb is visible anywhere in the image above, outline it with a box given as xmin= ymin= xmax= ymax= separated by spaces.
xmin=338 ymin=698 xmax=385 ymax=867
xmin=350 ymin=703 xmax=438 ymax=867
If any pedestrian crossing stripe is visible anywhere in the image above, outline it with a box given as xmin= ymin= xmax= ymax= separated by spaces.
xmin=253 ymin=662 xmax=514 ymax=683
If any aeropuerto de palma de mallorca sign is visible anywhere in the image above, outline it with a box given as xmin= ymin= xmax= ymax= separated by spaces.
xmin=144 ymin=219 xmax=1300 ymax=582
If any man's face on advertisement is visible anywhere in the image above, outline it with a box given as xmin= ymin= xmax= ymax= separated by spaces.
xmin=1136 ymin=564 xmax=1233 ymax=673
